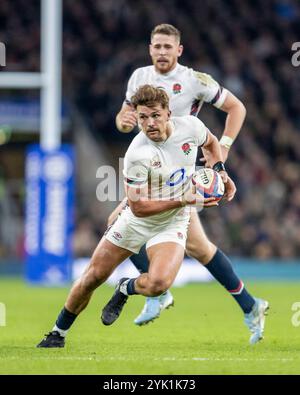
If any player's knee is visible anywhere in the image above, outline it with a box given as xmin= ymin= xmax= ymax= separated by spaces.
xmin=186 ymin=239 xmax=216 ymax=264
xmin=148 ymin=278 xmax=170 ymax=296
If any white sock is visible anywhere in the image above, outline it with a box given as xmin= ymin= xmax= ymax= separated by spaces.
xmin=52 ymin=324 xmax=68 ymax=337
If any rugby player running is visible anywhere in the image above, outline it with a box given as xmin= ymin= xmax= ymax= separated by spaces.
xmin=37 ymin=85 xmax=235 ymax=348
xmin=111 ymin=24 xmax=269 ymax=343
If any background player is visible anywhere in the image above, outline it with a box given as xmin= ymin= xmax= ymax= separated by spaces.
xmin=112 ymin=24 xmax=268 ymax=343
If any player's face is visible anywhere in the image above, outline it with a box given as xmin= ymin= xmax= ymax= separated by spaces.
xmin=137 ymin=104 xmax=171 ymax=142
xmin=150 ymin=34 xmax=183 ymax=74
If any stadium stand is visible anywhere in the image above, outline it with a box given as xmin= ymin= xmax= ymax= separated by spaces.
xmin=0 ymin=0 xmax=300 ymax=259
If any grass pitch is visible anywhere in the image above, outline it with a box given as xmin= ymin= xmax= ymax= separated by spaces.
xmin=1 ymin=278 xmax=300 ymax=375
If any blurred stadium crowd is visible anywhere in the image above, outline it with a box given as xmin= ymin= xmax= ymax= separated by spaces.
xmin=0 ymin=0 xmax=300 ymax=260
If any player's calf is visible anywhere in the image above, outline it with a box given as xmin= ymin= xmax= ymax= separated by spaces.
xmin=144 ymin=277 xmax=171 ymax=297
xmin=186 ymin=238 xmax=216 ymax=264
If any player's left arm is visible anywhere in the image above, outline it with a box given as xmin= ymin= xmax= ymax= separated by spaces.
xmin=202 ymin=130 xmax=227 ymax=182
xmin=192 ymin=71 xmax=246 ymax=162
xmin=217 ymin=90 xmax=247 ymax=162
xmin=202 ymin=130 xmax=236 ymax=202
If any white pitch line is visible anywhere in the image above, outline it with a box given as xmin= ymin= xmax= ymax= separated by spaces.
xmin=0 ymin=356 xmax=138 ymax=362
xmin=157 ymin=357 xmax=294 ymax=362
xmin=0 ymin=356 xmax=295 ymax=363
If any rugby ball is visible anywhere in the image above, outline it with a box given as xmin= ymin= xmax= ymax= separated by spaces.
xmin=191 ymin=168 xmax=224 ymax=201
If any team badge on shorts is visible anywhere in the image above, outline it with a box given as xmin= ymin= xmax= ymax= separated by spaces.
xmin=113 ymin=232 xmax=122 ymax=241
xmin=181 ymin=142 xmax=191 ymax=155
xmin=173 ymin=83 xmax=182 ymax=94
xmin=177 ymin=232 xmax=183 ymax=240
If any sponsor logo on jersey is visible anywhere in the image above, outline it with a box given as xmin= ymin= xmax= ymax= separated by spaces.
xmin=150 ymin=156 xmax=162 ymax=168
xmin=151 ymin=160 xmax=161 ymax=168
xmin=166 ymin=168 xmax=187 ymax=187
xmin=181 ymin=143 xmax=191 ymax=155
xmin=173 ymin=83 xmax=182 ymax=94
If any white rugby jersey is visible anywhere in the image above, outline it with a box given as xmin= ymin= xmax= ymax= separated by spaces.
xmin=125 ymin=63 xmax=228 ymax=116
xmin=123 ymin=115 xmax=208 ymax=224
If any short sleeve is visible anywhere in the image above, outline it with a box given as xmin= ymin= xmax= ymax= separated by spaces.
xmin=191 ymin=71 xmax=228 ymax=108
xmin=188 ymin=116 xmax=208 ymax=147
xmin=123 ymin=149 xmax=149 ymax=188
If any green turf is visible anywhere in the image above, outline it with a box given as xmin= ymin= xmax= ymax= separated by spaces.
xmin=0 ymin=278 xmax=300 ymax=375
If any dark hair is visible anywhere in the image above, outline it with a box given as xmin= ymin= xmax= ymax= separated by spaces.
xmin=131 ymin=85 xmax=169 ymax=109
xmin=151 ymin=24 xmax=181 ymax=43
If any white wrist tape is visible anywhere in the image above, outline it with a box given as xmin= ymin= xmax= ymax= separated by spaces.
xmin=220 ymin=136 xmax=234 ymax=149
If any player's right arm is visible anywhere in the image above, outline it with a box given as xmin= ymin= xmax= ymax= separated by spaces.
xmin=126 ymin=183 xmax=206 ymax=217
xmin=115 ymin=102 xmax=137 ymax=133
xmin=116 ymin=69 xmax=140 ymax=133
xmin=124 ymin=160 xmax=203 ymax=217
xmin=127 ymin=184 xmax=182 ymax=217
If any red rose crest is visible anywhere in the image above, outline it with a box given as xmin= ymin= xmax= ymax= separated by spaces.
xmin=182 ymin=142 xmax=191 ymax=155
xmin=173 ymin=83 xmax=182 ymax=94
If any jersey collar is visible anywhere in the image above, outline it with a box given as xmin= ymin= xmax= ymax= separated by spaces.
xmin=153 ymin=63 xmax=180 ymax=79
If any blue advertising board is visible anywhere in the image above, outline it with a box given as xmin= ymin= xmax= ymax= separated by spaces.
xmin=25 ymin=144 xmax=75 ymax=285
